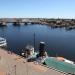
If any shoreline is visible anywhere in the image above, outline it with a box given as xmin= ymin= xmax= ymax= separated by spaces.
xmin=0 ymin=18 xmax=75 ymax=30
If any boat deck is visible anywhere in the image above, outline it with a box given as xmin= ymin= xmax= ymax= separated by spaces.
xmin=44 ymin=57 xmax=75 ymax=74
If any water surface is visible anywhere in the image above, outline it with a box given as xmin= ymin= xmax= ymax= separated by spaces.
xmin=0 ymin=24 xmax=75 ymax=61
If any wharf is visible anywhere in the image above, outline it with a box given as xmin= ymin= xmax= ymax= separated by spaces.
xmin=0 ymin=48 xmax=66 ymax=75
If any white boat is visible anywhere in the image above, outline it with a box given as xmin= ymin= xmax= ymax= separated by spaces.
xmin=0 ymin=37 xmax=7 ymax=47
xmin=64 ymin=58 xmax=74 ymax=64
xmin=55 ymin=57 xmax=74 ymax=64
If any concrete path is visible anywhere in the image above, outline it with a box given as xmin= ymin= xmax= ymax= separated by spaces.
xmin=0 ymin=48 xmax=66 ymax=75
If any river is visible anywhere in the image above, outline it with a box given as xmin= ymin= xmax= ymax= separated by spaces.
xmin=0 ymin=24 xmax=75 ymax=61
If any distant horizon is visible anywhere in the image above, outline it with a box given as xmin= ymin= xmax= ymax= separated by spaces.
xmin=0 ymin=17 xmax=75 ymax=19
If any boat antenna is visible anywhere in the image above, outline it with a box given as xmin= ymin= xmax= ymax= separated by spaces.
xmin=56 ymin=53 xmax=58 ymax=57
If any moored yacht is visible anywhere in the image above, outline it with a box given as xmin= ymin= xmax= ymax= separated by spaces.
xmin=0 ymin=37 xmax=7 ymax=47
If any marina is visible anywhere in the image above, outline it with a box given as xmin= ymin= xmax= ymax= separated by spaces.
xmin=0 ymin=0 xmax=75 ymax=75
xmin=1 ymin=18 xmax=75 ymax=30
xmin=0 ymin=40 xmax=75 ymax=74
xmin=0 ymin=34 xmax=75 ymax=74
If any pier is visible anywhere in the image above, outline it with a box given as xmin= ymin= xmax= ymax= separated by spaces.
xmin=0 ymin=18 xmax=43 ymax=26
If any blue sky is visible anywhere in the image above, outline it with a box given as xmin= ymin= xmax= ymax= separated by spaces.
xmin=0 ymin=0 xmax=75 ymax=18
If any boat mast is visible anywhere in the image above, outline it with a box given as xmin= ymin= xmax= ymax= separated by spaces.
xmin=34 ymin=32 xmax=35 ymax=50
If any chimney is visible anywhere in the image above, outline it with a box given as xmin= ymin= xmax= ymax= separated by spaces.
xmin=39 ymin=42 xmax=46 ymax=57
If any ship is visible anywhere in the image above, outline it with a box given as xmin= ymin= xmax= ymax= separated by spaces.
xmin=0 ymin=37 xmax=7 ymax=47
xmin=21 ymin=42 xmax=75 ymax=74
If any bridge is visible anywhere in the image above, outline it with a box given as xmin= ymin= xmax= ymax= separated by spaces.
xmin=0 ymin=18 xmax=48 ymax=26
xmin=1 ymin=18 xmax=75 ymax=30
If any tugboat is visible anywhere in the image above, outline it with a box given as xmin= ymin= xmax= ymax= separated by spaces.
xmin=36 ymin=42 xmax=48 ymax=63
xmin=0 ymin=37 xmax=7 ymax=47
xmin=21 ymin=41 xmax=75 ymax=74
xmin=21 ymin=42 xmax=48 ymax=62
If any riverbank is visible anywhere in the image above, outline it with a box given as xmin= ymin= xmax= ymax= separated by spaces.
xmin=0 ymin=48 xmax=66 ymax=75
xmin=1 ymin=18 xmax=75 ymax=29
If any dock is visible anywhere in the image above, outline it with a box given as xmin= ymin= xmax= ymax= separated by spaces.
xmin=0 ymin=48 xmax=66 ymax=75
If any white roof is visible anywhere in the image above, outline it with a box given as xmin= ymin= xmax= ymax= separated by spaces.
xmin=0 ymin=37 xmax=6 ymax=41
xmin=40 ymin=42 xmax=45 ymax=44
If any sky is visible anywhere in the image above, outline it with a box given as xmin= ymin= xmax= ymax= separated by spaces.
xmin=0 ymin=0 xmax=75 ymax=18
